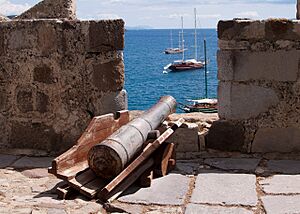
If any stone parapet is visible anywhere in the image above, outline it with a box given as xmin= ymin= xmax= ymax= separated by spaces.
xmin=210 ymin=19 xmax=300 ymax=153
xmin=0 ymin=19 xmax=126 ymax=154
xmin=15 ymin=0 xmax=76 ymax=20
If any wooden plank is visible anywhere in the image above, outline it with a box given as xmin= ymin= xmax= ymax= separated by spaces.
xmin=49 ymin=110 xmax=130 ymax=180
xmin=139 ymin=168 xmax=153 ymax=188
xmin=68 ymin=169 xmax=97 ymax=191
xmin=80 ymin=178 xmax=108 ymax=199
xmin=161 ymin=143 xmax=175 ymax=176
xmin=168 ymin=159 xmax=176 ymax=172
xmin=99 ymin=118 xmax=184 ymax=198
xmin=104 ymin=158 xmax=154 ymax=202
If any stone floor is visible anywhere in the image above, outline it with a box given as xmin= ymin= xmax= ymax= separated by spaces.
xmin=1 ymin=153 xmax=300 ymax=214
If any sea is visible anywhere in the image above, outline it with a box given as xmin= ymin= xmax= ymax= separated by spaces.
xmin=124 ymin=29 xmax=218 ymax=112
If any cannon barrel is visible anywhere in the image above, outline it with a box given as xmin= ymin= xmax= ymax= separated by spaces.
xmin=88 ymin=96 xmax=177 ymax=179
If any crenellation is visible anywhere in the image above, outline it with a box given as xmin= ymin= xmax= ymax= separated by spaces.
xmin=88 ymin=20 xmax=125 ymax=53
xmin=0 ymin=1 xmax=127 ymax=154
xmin=212 ymin=18 xmax=300 ymax=153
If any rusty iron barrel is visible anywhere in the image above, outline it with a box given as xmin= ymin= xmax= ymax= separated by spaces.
xmin=88 ymin=96 xmax=176 ymax=179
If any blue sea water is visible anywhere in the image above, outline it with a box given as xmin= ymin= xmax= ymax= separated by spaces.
xmin=124 ymin=29 xmax=218 ymax=112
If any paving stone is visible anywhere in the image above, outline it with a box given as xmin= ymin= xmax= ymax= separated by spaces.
xmin=0 ymin=178 xmax=9 ymax=187
xmin=204 ymin=158 xmax=261 ymax=172
xmin=266 ymin=160 xmax=300 ymax=174
xmin=191 ymin=173 xmax=257 ymax=206
xmin=107 ymin=202 xmax=144 ymax=214
xmin=32 ymin=208 xmax=47 ymax=214
xmin=185 ymin=204 xmax=253 ymax=214
xmin=173 ymin=162 xmax=199 ymax=175
xmin=31 ymin=185 xmax=47 ymax=193
xmin=262 ymin=195 xmax=300 ymax=214
xmin=11 ymin=157 xmax=53 ymax=169
xmin=47 ymin=208 xmax=67 ymax=214
xmin=260 ymin=175 xmax=300 ymax=194
xmin=118 ymin=174 xmax=190 ymax=205
xmin=21 ymin=168 xmax=49 ymax=178
xmin=0 ymin=154 xmax=20 ymax=168
xmin=145 ymin=206 xmax=183 ymax=214
xmin=11 ymin=207 xmax=33 ymax=214
xmin=71 ymin=203 xmax=103 ymax=214
xmin=0 ymin=207 xmax=11 ymax=214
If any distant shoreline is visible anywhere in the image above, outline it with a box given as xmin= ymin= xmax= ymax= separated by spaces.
xmin=126 ymin=27 xmax=217 ymax=30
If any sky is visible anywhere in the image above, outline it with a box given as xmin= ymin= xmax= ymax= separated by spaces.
xmin=0 ymin=0 xmax=296 ymax=28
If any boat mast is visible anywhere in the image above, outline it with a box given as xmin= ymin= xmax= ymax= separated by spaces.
xmin=181 ymin=16 xmax=185 ymax=61
xmin=194 ymin=8 xmax=197 ymax=60
xmin=170 ymin=30 xmax=173 ymax=49
xmin=178 ymin=32 xmax=181 ymax=49
xmin=204 ymin=39 xmax=208 ymax=98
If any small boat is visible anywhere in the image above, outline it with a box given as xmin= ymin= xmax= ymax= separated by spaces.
xmin=164 ymin=48 xmax=185 ymax=54
xmin=168 ymin=59 xmax=204 ymax=71
xmin=164 ymin=9 xmax=205 ymax=72
xmin=164 ymin=30 xmax=185 ymax=54
xmin=179 ymin=98 xmax=218 ymax=113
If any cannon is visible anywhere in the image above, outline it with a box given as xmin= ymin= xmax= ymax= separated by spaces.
xmin=88 ymin=96 xmax=177 ymax=179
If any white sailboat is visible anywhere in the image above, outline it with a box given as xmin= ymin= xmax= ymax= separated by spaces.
xmin=164 ymin=30 xmax=185 ymax=54
xmin=164 ymin=8 xmax=205 ymax=72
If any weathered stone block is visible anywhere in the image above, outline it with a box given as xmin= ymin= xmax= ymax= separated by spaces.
xmin=218 ymin=40 xmax=249 ymax=50
xmin=37 ymin=23 xmax=58 ymax=55
xmin=217 ymin=50 xmax=234 ymax=81
xmin=10 ymin=122 xmax=62 ymax=152
xmin=92 ymin=58 xmax=124 ymax=92
xmin=218 ymin=50 xmax=299 ymax=82
xmin=0 ymin=85 xmax=7 ymax=112
xmin=8 ymin=28 xmax=36 ymax=51
xmin=33 ymin=64 xmax=55 ymax=84
xmin=206 ymin=120 xmax=246 ymax=152
xmin=36 ymin=92 xmax=49 ymax=113
xmin=166 ymin=123 xmax=199 ymax=152
xmin=62 ymin=21 xmax=85 ymax=54
xmin=17 ymin=89 xmax=33 ymax=113
xmin=88 ymin=20 xmax=124 ymax=53
xmin=265 ymin=19 xmax=298 ymax=41
xmin=97 ymin=89 xmax=128 ymax=115
xmin=298 ymin=0 xmax=300 ymax=19
xmin=16 ymin=0 xmax=76 ymax=20
xmin=218 ymin=19 xmax=300 ymax=41
xmin=218 ymin=82 xmax=279 ymax=120
xmin=218 ymin=20 xmax=265 ymax=41
xmin=252 ymin=127 xmax=300 ymax=153
xmin=0 ymin=31 xmax=4 ymax=56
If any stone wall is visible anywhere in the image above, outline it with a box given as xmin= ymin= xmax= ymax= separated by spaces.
xmin=0 ymin=0 xmax=127 ymax=155
xmin=210 ymin=19 xmax=300 ymax=153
